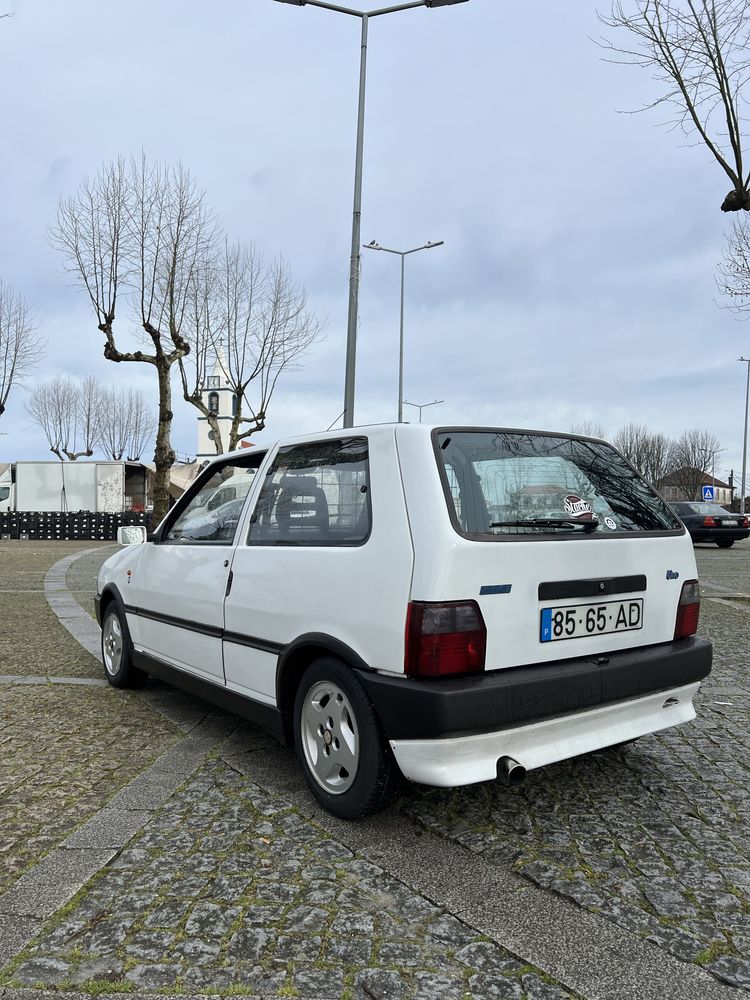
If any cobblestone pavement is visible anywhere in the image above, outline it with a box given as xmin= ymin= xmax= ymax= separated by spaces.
xmin=0 ymin=542 xmax=112 ymax=677
xmin=3 ymin=540 xmax=750 ymax=998
xmin=0 ymin=542 xmax=182 ymax=895
xmin=0 ymin=684 xmax=180 ymax=895
xmin=1 ymin=758 xmax=580 ymax=1000
xmin=696 ymin=538 xmax=750 ymax=598
xmin=400 ymin=548 xmax=750 ymax=992
xmin=64 ymin=546 xmax=116 ymax=620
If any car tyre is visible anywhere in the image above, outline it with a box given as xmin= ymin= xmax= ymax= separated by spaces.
xmin=293 ymin=656 xmax=399 ymax=820
xmin=101 ymin=605 xmax=146 ymax=689
xmin=716 ymin=539 xmax=735 ymax=548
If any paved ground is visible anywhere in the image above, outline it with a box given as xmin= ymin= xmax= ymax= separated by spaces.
xmin=1 ymin=538 xmax=750 ymax=998
xmin=0 ymin=542 xmax=109 ymax=678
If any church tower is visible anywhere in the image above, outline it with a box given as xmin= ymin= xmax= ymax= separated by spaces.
xmin=196 ymin=346 xmax=238 ymax=458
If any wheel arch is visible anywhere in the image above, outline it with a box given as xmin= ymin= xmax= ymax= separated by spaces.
xmin=276 ymin=634 xmax=372 ymax=745
xmin=98 ymin=583 xmax=128 ymax=624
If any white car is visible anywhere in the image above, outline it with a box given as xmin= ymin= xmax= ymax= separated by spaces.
xmin=97 ymin=424 xmax=711 ymax=819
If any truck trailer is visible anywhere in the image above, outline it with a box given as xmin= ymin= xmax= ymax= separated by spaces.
xmin=0 ymin=462 xmax=150 ymax=514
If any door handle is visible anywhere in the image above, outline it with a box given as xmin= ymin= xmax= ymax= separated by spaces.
xmin=223 ymin=559 xmax=229 ymax=568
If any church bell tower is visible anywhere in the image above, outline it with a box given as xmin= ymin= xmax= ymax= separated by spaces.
xmin=196 ymin=346 xmax=237 ymax=458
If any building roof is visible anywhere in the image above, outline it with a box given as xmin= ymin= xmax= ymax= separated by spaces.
xmin=660 ymin=468 xmax=731 ymax=489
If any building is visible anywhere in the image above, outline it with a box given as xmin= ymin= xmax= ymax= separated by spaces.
xmin=196 ymin=348 xmax=238 ymax=459
xmin=660 ymin=470 xmax=733 ymax=507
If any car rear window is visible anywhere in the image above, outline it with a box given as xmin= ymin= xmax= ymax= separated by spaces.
xmin=680 ymin=502 xmax=731 ymax=516
xmin=435 ymin=430 xmax=681 ymax=538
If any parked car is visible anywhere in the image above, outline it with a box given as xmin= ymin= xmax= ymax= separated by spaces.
xmin=669 ymin=501 xmax=749 ymax=548
xmin=96 ymin=425 xmax=712 ymax=819
xmin=179 ymin=471 xmax=257 ymax=527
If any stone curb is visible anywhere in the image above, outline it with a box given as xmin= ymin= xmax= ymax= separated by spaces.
xmin=0 ymin=991 xmax=273 ymax=1000
xmin=0 ymin=676 xmax=108 ymax=686
xmin=43 ymin=548 xmax=108 ymax=661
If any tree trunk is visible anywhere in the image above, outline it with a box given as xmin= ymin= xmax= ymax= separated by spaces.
xmin=152 ymin=363 xmax=176 ymax=525
xmin=228 ymin=409 xmax=264 ymax=452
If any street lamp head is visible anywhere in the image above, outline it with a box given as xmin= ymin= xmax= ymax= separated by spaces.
xmin=425 ymin=0 xmax=469 ymax=6
xmin=425 ymin=240 xmax=445 ymax=248
xmin=366 ymin=240 xmax=382 ymax=250
xmin=273 ymin=0 xmax=306 ymax=5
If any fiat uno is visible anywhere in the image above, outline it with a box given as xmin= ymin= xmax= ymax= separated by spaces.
xmin=96 ymin=425 xmax=712 ymax=819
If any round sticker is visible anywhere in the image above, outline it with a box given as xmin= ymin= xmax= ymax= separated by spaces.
xmin=604 ymin=516 xmax=617 ymax=530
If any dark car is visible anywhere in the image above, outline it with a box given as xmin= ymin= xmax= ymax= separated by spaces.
xmin=670 ymin=502 xmax=749 ymax=548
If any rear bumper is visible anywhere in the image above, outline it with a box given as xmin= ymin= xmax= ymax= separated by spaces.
xmin=688 ymin=530 xmax=749 ymax=543
xmin=390 ymin=681 xmax=701 ymax=787
xmin=355 ymin=636 xmax=712 ymax=741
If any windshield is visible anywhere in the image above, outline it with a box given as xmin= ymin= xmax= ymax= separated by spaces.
xmin=435 ymin=430 xmax=681 ymax=537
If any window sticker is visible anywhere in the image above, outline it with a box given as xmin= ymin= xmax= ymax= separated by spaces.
xmin=564 ymin=495 xmax=594 ymax=520
xmin=604 ymin=516 xmax=617 ymax=530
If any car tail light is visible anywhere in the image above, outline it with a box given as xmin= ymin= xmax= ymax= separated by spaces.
xmin=743 ymin=517 xmax=749 ymax=529
xmin=674 ymin=580 xmax=700 ymax=639
xmin=703 ymin=516 xmax=716 ymax=527
xmin=405 ymin=601 xmax=487 ymax=678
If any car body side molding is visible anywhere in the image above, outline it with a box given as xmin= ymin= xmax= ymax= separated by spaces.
xmin=131 ymin=649 xmax=287 ymax=744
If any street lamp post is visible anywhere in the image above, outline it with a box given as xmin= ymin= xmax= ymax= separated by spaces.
xmin=403 ymin=398 xmax=444 ymax=422
xmin=273 ymin=0 xmax=469 ymax=428
xmin=740 ymin=357 xmax=750 ymax=515
xmin=364 ymin=239 xmax=443 ymax=421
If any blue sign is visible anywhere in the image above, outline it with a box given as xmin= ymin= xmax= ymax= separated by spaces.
xmin=702 ymin=485 xmax=715 ymax=501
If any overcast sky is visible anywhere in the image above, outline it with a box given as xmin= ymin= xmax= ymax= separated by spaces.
xmin=1 ymin=1 xmax=748 ymax=484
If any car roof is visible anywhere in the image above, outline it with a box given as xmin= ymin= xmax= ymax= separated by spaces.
xmin=203 ymin=424 xmax=608 ymax=469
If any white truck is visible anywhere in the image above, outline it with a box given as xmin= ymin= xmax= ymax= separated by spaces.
xmin=0 ymin=463 xmax=13 ymax=513
xmin=0 ymin=461 xmax=150 ymax=513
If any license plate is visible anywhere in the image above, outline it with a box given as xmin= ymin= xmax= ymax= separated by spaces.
xmin=723 ymin=520 xmax=738 ymax=527
xmin=540 ymin=599 xmax=643 ymax=643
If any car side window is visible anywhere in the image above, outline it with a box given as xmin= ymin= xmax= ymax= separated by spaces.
xmin=247 ymin=437 xmax=371 ymax=547
xmin=162 ymin=456 xmax=265 ymax=545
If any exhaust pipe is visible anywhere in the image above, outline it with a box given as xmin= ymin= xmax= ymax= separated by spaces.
xmin=498 ymin=756 xmax=526 ymax=787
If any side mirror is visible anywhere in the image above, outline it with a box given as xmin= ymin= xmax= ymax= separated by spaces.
xmin=117 ymin=525 xmax=148 ymax=546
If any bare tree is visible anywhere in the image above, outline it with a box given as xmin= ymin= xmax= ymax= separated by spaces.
xmin=98 ymin=386 xmax=129 ymax=461
xmin=612 ymin=422 xmax=672 ymax=486
xmin=667 ymin=427 xmax=722 ymax=498
xmin=600 ymin=1 xmax=750 ymax=212
xmin=179 ymin=242 xmax=321 ymax=454
xmin=99 ymin=386 xmax=155 ymax=461
xmin=50 ymin=156 xmax=216 ymax=521
xmin=76 ymin=374 xmax=102 ymax=458
xmin=0 ymin=280 xmax=44 ymax=419
xmin=26 ymin=375 xmax=102 ymax=460
xmin=26 ymin=376 xmax=76 ymax=460
xmin=718 ymin=215 xmax=750 ymax=308
xmin=571 ymin=421 xmax=607 ymax=438
xmin=126 ymin=389 xmax=155 ymax=461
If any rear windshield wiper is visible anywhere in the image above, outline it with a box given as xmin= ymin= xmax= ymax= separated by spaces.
xmin=490 ymin=517 xmax=599 ymax=534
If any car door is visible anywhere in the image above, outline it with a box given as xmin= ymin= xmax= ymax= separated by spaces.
xmin=127 ymin=455 xmax=264 ymax=684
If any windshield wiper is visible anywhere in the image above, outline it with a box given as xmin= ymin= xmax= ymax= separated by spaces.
xmin=490 ymin=517 xmax=599 ymax=534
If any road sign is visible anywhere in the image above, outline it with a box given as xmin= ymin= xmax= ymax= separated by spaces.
xmin=702 ymin=485 xmax=715 ymax=502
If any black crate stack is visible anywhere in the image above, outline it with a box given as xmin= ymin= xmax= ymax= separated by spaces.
xmin=0 ymin=510 xmax=148 ymax=541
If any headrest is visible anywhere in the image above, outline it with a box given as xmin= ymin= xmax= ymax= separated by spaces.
xmin=279 ymin=475 xmax=320 ymax=493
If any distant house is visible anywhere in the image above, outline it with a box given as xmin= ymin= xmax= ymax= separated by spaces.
xmin=660 ymin=469 xmax=733 ymax=506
